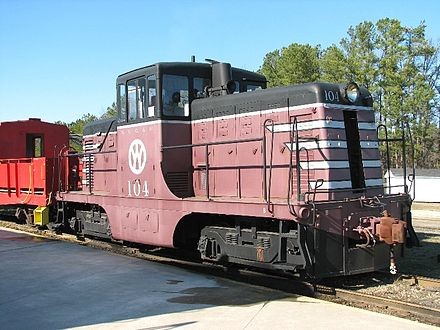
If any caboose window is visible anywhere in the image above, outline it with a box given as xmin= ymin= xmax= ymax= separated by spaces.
xmin=127 ymin=77 xmax=146 ymax=121
xmin=162 ymin=74 xmax=189 ymax=117
xmin=26 ymin=134 xmax=43 ymax=158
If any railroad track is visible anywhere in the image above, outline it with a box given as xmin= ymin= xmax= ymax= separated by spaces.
xmin=1 ymin=220 xmax=439 ymax=327
xmin=396 ymin=274 xmax=440 ymax=289
xmin=313 ymin=284 xmax=440 ymax=326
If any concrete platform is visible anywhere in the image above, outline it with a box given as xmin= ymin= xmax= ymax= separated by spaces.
xmin=0 ymin=228 xmax=435 ymax=330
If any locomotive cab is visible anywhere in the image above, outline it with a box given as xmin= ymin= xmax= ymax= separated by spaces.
xmin=110 ymin=62 xmax=267 ymax=198
xmin=115 ymin=62 xmax=266 ymax=124
xmin=79 ymin=62 xmax=267 ymax=201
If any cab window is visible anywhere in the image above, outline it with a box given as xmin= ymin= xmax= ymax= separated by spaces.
xmin=147 ymin=75 xmax=156 ymax=117
xmin=117 ymin=84 xmax=126 ymax=122
xmin=162 ymin=74 xmax=189 ymax=117
xmin=234 ymin=80 xmax=240 ymax=93
xmin=193 ymin=77 xmax=210 ymax=99
xmin=246 ymin=83 xmax=264 ymax=92
xmin=127 ymin=77 xmax=146 ymax=121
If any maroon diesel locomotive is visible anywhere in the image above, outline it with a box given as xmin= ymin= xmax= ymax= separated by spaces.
xmin=3 ymin=61 xmax=417 ymax=278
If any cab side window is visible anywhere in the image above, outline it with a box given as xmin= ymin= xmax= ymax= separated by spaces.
xmin=162 ymin=74 xmax=189 ymax=117
xmin=127 ymin=77 xmax=146 ymax=121
xmin=117 ymin=84 xmax=126 ymax=122
xmin=193 ymin=77 xmax=210 ymax=99
xmin=246 ymin=83 xmax=264 ymax=92
xmin=147 ymin=75 xmax=156 ymax=117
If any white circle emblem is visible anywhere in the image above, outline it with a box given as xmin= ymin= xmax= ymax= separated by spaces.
xmin=128 ymin=139 xmax=147 ymax=175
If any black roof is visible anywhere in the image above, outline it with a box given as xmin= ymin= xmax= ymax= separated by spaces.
xmin=191 ymin=81 xmax=373 ymax=120
xmin=83 ymin=117 xmax=117 ymax=136
xmin=116 ymin=62 xmax=266 ymax=83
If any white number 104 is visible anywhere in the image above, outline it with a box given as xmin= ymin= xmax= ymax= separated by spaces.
xmin=128 ymin=180 xmax=149 ymax=197
xmin=324 ymin=90 xmax=340 ymax=102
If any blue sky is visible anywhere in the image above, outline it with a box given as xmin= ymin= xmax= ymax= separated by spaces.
xmin=1 ymin=0 xmax=439 ymax=123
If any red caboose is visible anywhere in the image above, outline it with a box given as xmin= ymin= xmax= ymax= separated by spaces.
xmin=0 ymin=118 xmax=69 ymax=213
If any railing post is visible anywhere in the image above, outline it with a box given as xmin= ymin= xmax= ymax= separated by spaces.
xmin=377 ymin=124 xmax=392 ymax=194
xmin=262 ymin=118 xmax=275 ymax=210
xmin=88 ymin=153 xmax=92 ymax=194
xmin=6 ymin=161 xmax=11 ymax=196
xmin=294 ymin=117 xmax=301 ymax=201
xmin=205 ymin=144 xmax=209 ymax=199
xmin=262 ymin=125 xmax=267 ymax=202
xmin=401 ymin=122 xmax=407 ymax=194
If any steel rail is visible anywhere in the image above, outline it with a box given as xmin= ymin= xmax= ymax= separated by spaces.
xmin=395 ymin=275 xmax=440 ymax=289
xmin=314 ymin=284 xmax=440 ymax=323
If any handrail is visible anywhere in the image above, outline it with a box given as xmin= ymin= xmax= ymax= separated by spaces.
xmin=405 ymin=122 xmax=416 ymax=200
xmin=263 ymin=119 xmax=275 ymax=212
xmin=57 ymin=145 xmax=68 ymax=193
xmin=86 ymin=152 xmax=93 ymax=194
xmin=299 ymin=146 xmax=311 ymax=199
xmin=287 ymin=115 xmax=298 ymax=217
xmin=401 ymin=122 xmax=407 ymax=194
xmin=377 ymin=121 xmax=414 ymax=196
xmin=205 ymin=144 xmax=209 ymax=199
xmin=377 ymin=124 xmax=392 ymax=194
xmin=162 ymin=137 xmax=263 ymax=150
xmin=63 ymin=150 xmax=117 ymax=158
xmin=19 ymin=162 xmax=34 ymax=204
xmin=163 ymin=136 xmax=264 ymax=200
xmin=98 ymin=119 xmax=116 ymax=152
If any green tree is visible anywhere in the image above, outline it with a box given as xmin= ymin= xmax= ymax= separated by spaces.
xmin=259 ymin=18 xmax=440 ymax=169
xmin=259 ymin=43 xmax=321 ymax=87
xmin=340 ymin=21 xmax=378 ymax=89
xmin=320 ymin=45 xmax=347 ymax=83
xmin=101 ymin=102 xmax=118 ymax=119
xmin=259 ymin=50 xmax=282 ymax=87
xmin=374 ymin=19 xmax=439 ymax=168
xmin=68 ymin=113 xmax=98 ymax=135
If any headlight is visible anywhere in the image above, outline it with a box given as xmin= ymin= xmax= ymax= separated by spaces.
xmin=342 ymin=82 xmax=360 ymax=104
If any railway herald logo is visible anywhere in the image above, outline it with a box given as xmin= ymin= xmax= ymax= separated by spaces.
xmin=128 ymin=139 xmax=147 ymax=175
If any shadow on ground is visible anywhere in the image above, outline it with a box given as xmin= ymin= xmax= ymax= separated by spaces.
xmin=399 ymin=231 xmax=440 ymax=278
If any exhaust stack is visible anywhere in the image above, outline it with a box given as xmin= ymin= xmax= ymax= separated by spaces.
xmin=205 ymin=59 xmax=236 ymax=97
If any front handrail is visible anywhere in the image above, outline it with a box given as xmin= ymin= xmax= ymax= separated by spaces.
xmin=377 ymin=121 xmax=415 ymax=197
xmin=377 ymin=124 xmax=392 ymax=194
xmin=287 ymin=116 xmax=299 ymax=216
xmin=405 ymin=122 xmax=416 ymax=200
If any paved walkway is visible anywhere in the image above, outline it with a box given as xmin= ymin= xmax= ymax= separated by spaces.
xmin=0 ymin=228 xmax=436 ymax=330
